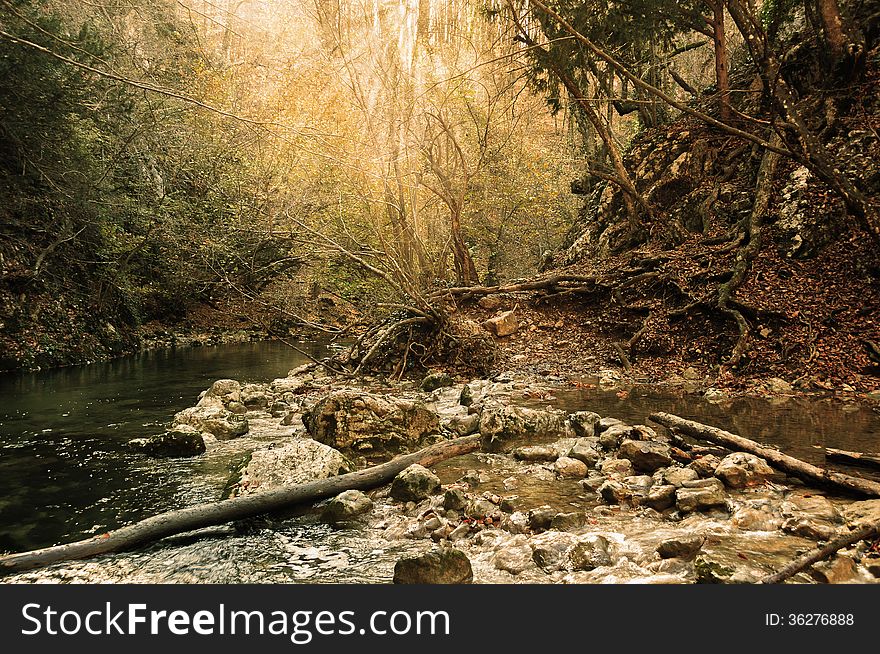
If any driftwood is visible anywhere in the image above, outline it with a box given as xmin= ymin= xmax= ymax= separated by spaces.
xmin=649 ymin=412 xmax=880 ymax=497
xmin=0 ymin=435 xmax=480 ymax=575
xmin=761 ymin=522 xmax=880 ymax=584
xmin=823 ymin=447 xmax=880 ymax=471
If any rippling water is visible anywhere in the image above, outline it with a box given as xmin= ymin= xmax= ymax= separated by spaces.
xmin=2 ymin=343 xmax=879 ymax=583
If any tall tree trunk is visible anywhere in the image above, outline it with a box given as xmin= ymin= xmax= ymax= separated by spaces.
xmin=817 ymin=0 xmax=847 ymax=59
xmin=707 ymin=1 xmax=731 ymax=120
xmin=450 ymin=207 xmax=479 ymax=285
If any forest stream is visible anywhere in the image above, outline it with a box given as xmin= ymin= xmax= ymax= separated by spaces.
xmin=2 ymin=340 xmax=879 ymax=584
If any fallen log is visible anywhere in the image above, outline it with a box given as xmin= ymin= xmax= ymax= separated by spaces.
xmin=761 ymin=522 xmax=880 ymax=584
xmin=648 ymin=412 xmax=880 ymax=497
xmin=0 ymin=435 xmax=481 ymax=576
xmin=822 ymin=447 xmax=880 ymax=471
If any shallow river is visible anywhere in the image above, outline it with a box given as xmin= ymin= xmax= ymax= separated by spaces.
xmin=1 ymin=341 xmax=879 ymax=583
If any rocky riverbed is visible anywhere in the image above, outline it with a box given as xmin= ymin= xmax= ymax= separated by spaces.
xmin=7 ymin=364 xmax=880 ymax=584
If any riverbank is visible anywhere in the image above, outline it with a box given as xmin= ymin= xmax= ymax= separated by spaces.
xmin=5 ymin=362 xmax=879 ymax=584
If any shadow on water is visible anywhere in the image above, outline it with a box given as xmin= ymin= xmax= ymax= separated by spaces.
xmin=0 ymin=340 xmax=332 ymax=552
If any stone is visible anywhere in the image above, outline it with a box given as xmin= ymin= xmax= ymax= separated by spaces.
xmin=731 ymin=503 xmax=782 ymax=531
xmin=442 ymin=488 xmax=468 ymax=511
xmin=448 ymin=523 xmax=471 ymax=541
xmin=270 ymin=400 xmax=291 ymax=418
xmin=493 ymin=543 xmax=534 ymax=575
xmin=809 ymin=555 xmax=860 ymax=584
xmin=598 ymin=424 xmax=633 ymax=451
xmin=645 ymin=484 xmax=677 ymax=511
xmin=321 ymin=490 xmax=374 ymax=523
xmin=580 ymin=473 xmax=606 ymax=492
xmin=551 ymin=512 xmax=586 ymax=531
xmin=568 ymin=411 xmax=601 ymax=438
xmin=484 ymin=310 xmax=519 ymax=337
xmin=240 ymin=383 xmax=270 ymax=408
xmin=530 ymin=532 xmax=578 ymax=571
xmin=596 ymin=417 xmax=625 ymax=433
xmin=173 ymin=405 xmax=249 ymax=440
xmin=513 ymin=445 xmax=559 ymax=462
xmin=459 ymin=470 xmax=481 ymax=488
xmin=445 ymin=413 xmax=480 ymax=436
xmin=618 ymin=439 xmax=673 ymax=473
xmin=477 ymin=295 xmax=502 ymax=311
xmin=688 ymin=454 xmax=722 ymax=478
xmin=600 ymin=458 xmax=635 ymax=477
xmin=598 ymin=479 xmax=631 ymax=505
xmin=304 ymin=390 xmax=440 ymax=451
xmin=781 ymin=493 xmax=844 ymax=540
xmin=201 ymin=379 xmax=241 ymax=406
xmin=714 ymin=452 xmax=776 ymax=488
xmin=764 ymin=377 xmax=794 ymax=394
xmin=127 ymin=425 xmax=206 ymax=458
xmin=554 ymin=457 xmax=589 ymax=478
xmin=568 ymin=535 xmax=612 ymax=571
xmin=393 ymin=547 xmax=473 ymax=584
xmin=226 ymin=439 xmax=352 ymax=498
xmin=390 ymin=465 xmax=442 ymax=502
xmin=528 ymin=506 xmax=556 ymax=532
xmin=675 ymin=478 xmax=727 ymax=513
xmin=479 ymin=404 xmax=569 ymax=452
xmin=656 ymin=535 xmax=705 ymax=560
xmin=623 ymin=475 xmax=654 ymax=495
xmin=841 ymin=499 xmax=880 ymax=527
xmin=502 ymin=511 xmax=530 ymax=534
xmin=465 ymin=498 xmax=498 ymax=520
xmin=694 ymin=555 xmax=735 ymax=583
xmin=567 ymin=441 xmax=599 ymax=467
xmin=655 ymin=467 xmax=699 ymax=488
xmin=421 ymin=372 xmax=454 ymax=392
xmin=500 ymin=496 xmax=520 ymax=513
xmin=459 ymin=384 xmax=475 ymax=407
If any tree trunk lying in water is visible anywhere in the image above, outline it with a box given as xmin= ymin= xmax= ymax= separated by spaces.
xmin=649 ymin=412 xmax=880 ymax=497
xmin=0 ymin=435 xmax=480 ymax=576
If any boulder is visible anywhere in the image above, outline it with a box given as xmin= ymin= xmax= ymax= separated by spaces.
xmin=598 ymin=423 xmax=633 ymax=451
xmin=841 ymin=499 xmax=880 ymax=527
xmin=479 ymin=404 xmax=569 ymax=452
xmin=240 ymin=383 xmax=271 ymax=408
xmin=527 ymin=506 xmax=556 ymax=532
xmin=550 ymin=512 xmax=587 ymax=531
xmin=688 ymin=454 xmax=722 ymax=478
xmin=173 ymin=405 xmax=249 ymax=440
xmin=530 ymin=531 xmax=578 ymax=571
xmin=304 ymin=390 xmax=440 ymax=451
xmin=225 ymin=438 xmax=352 ymax=498
xmin=442 ymin=488 xmax=468 ymax=511
xmin=321 ymin=490 xmax=374 ymax=524
xmin=554 ymin=457 xmax=589 ymax=478
xmin=445 ymin=413 xmax=480 ymax=436
xmin=809 ymin=555 xmax=860 ymax=584
xmin=598 ymin=479 xmax=631 ymax=504
xmin=731 ymin=503 xmax=782 ymax=531
xmin=644 ymin=484 xmax=676 ymax=511
xmin=421 ymin=372 xmax=454 ymax=392
xmin=656 ymin=535 xmax=704 ymax=560
xmin=675 ymin=478 xmax=727 ymax=513
xmin=200 ymin=379 xmax=241 ymax=407
xmin=477 ymin=295 xmax=502 ymax=311
xmin=393 ymin=547 xmax=473 ymax=584
xmin=618 ymin=439 xmax=673 ymax=473
xmin=714 ymin=452 xmax=776 ymax=488
xmin=493 ymin=542 xmax=535 ymax=575
xmin=781 ymin=493 xmax=844 ymax=540
xmin=127 ymin=425 xmax=206 ymax=458
xmin=567 ymin=440 xmax=600 ymax=467
xmin=568 ymin=411 xmax=601 ymax=438
xmin=568 ymin=535 xmax=612 ymax=571
xmin=654 ymin=467 xmax=699 ymax=488
xmin=694 ymin=555 xmax=735 ymax=583
xmin=600 ymin=458 xmax=635 ymax=477
xmin=390 ymin=464 xmax=441 ymax=502
xmin=484 ymin=310 xmax=518 ymax=337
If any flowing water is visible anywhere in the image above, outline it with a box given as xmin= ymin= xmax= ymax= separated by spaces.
xmin=1 ymin=342 xmax=879 ymax=583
